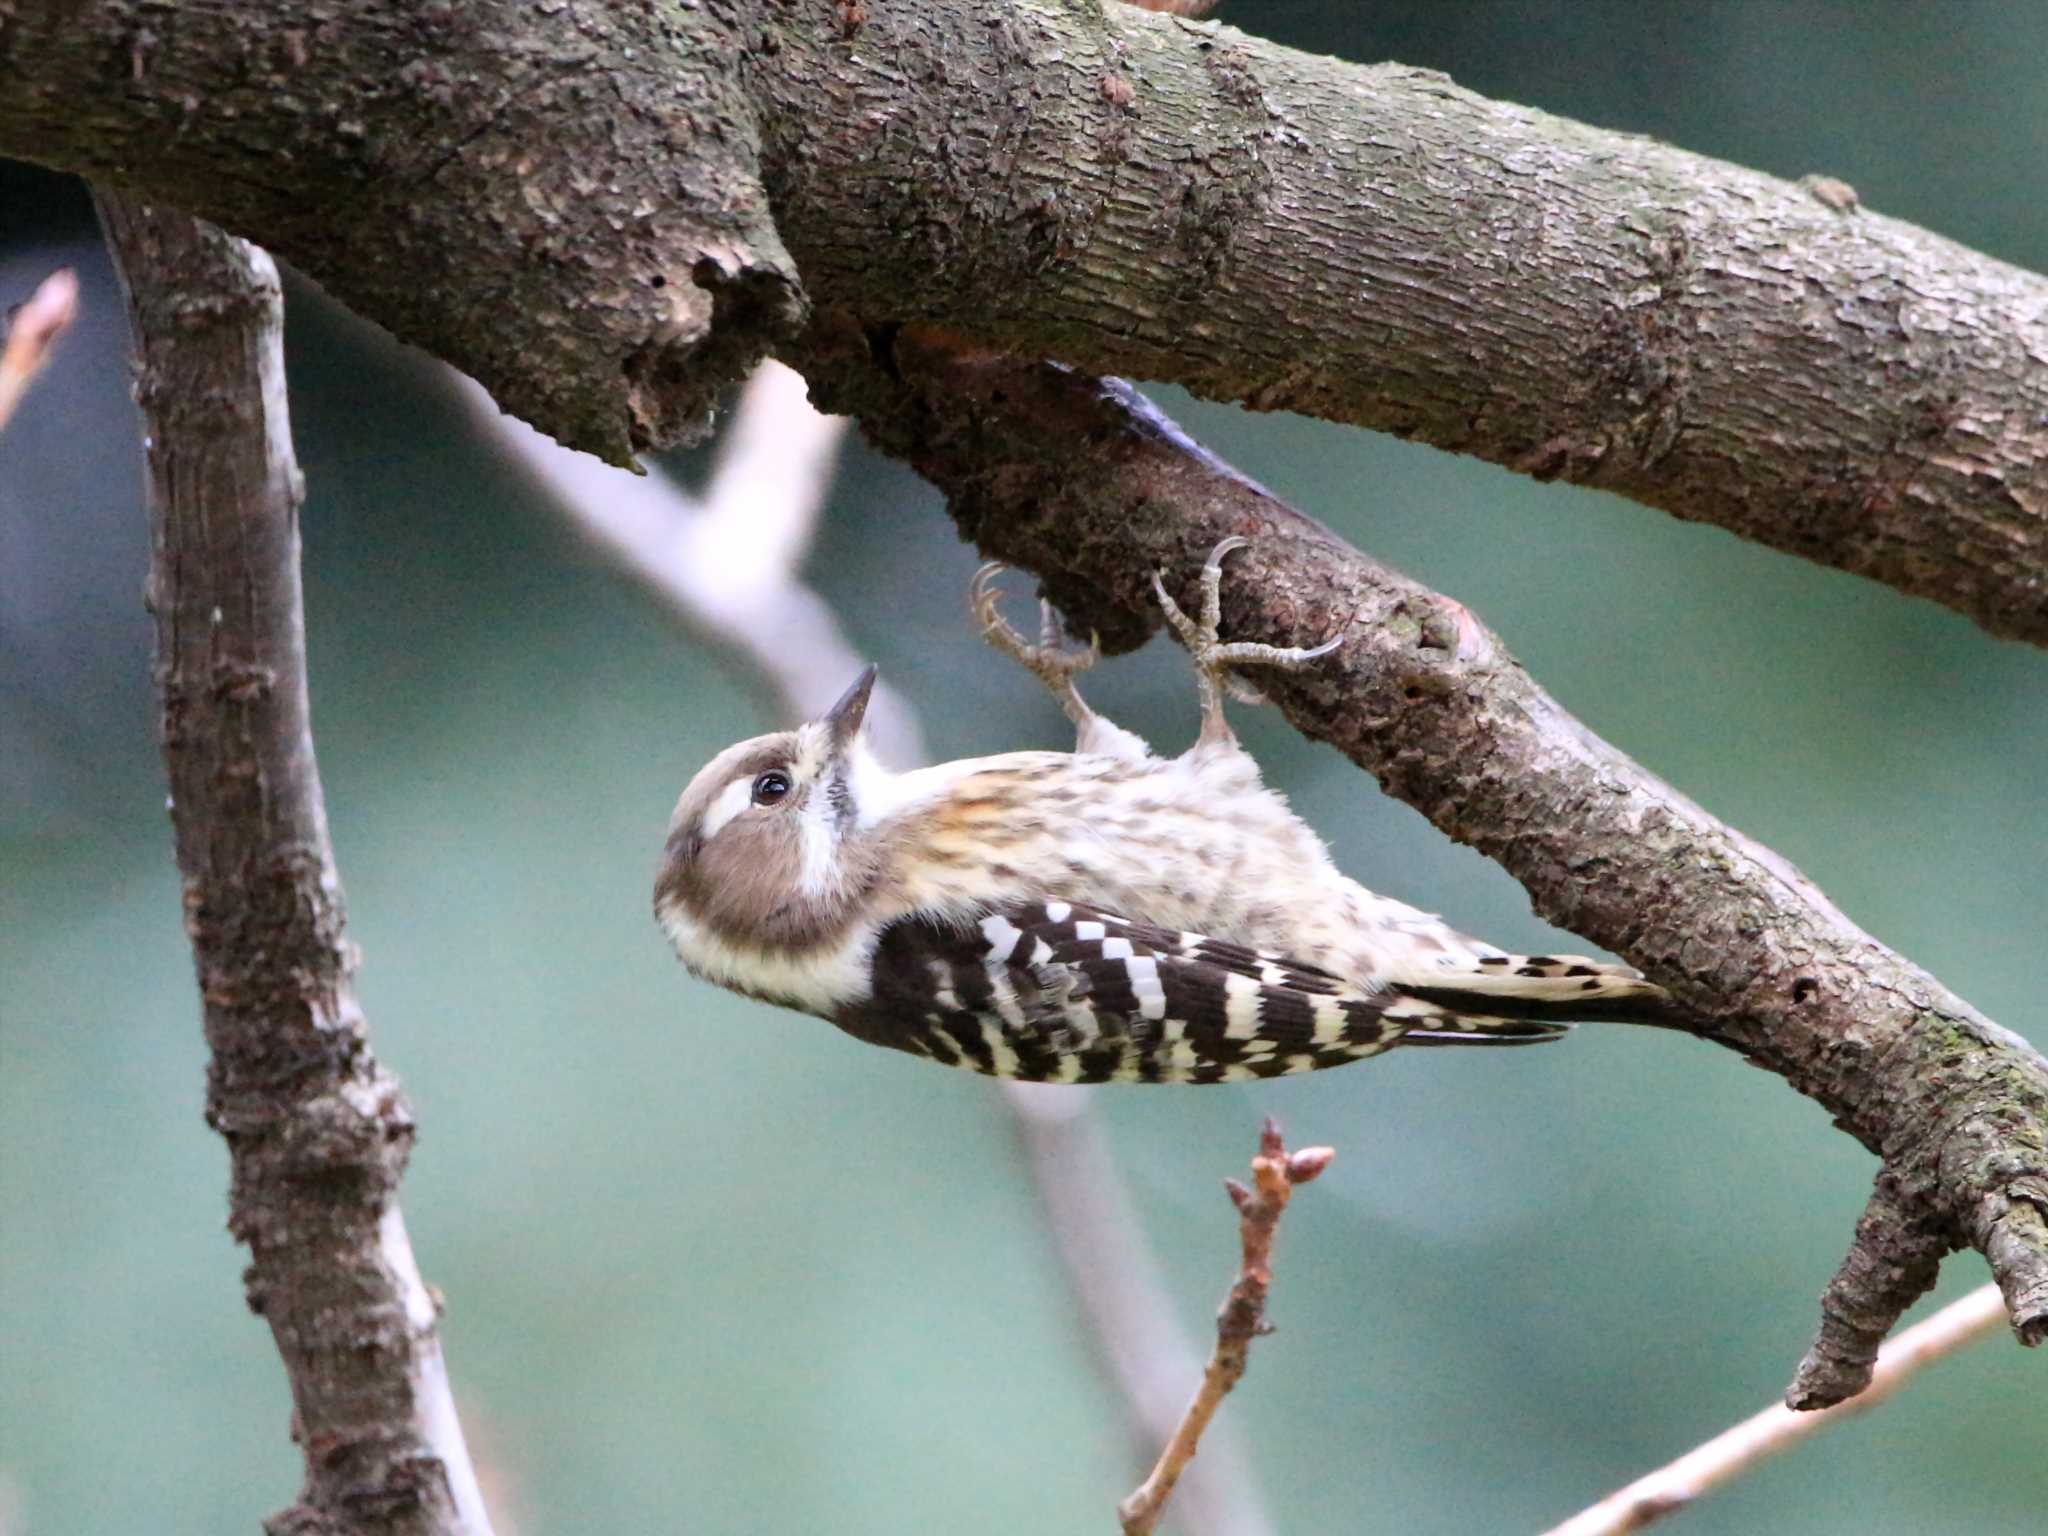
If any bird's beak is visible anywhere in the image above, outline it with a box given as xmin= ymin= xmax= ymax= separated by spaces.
xmin=821 ymin=665 xmax=877 ymax=753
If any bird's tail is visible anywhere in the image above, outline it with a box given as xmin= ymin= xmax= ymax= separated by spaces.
xmin=1382 ymin=953 xmax=1677 ymax=1046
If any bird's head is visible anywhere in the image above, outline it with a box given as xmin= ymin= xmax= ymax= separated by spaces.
xmin=654 ymin=666 xmax=883 ymax=951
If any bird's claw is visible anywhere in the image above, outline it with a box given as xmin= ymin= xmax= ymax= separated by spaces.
xmin=972 ymin=563 xmax=1102 ymax=716
xmin=1152 ymin=538 xmax=1347 ymax=745
xmin=1152 ymin=539 xmax=1346 ymax=674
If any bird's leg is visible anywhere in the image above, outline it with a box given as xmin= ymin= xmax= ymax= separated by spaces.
xmin=973 ymin=563 xmax=1155 ymax=760
xmin=1152 ymin=536 xmax=1346 ymax=747
xmin=971 ymin=562 xmax=1102 ymax=722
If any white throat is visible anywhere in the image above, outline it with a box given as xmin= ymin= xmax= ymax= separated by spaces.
xmin=845 ymin=744 xmax=1006 ymax=830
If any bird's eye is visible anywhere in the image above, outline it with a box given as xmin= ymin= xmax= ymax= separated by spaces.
xmin=751 ymin=770 xmax=792 ymax=806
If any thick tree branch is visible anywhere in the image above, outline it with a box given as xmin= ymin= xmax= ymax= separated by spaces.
xmin=787 ymin=321 xmax=2048 ymax=1400
xmin=4 ymin=2 xmax=2046 ymax=636
xmin=15 ymin=2 xmax=801 ymax=462
xmin=748 ymin=2 xmax=2048 ymax=643
xmin=98 ymin=194 xmax=493 ymax=1536
xmin=34 ymin=0 xmax=2048 ymax=1418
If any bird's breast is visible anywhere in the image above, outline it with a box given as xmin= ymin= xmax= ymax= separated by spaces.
xmin=890 ymin=753 xmax=1341 ymax=953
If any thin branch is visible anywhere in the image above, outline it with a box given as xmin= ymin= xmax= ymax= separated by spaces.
xmin=0 ymin=265 xmax=76 ymax=431
xmin=1118 ymin=1118 xmax=1334 ymax=1536
xmin=96 ymin=193 xmax=493 ymax=1536
xmin=790 ymin=326 xmax=2048 ymax=1398
xmin=458 ymin=357 xmax=1272 ymax=1536
xmin=1006 ymin=1083 xmax=1276 ymax=1536
xmin=452 ymin=362 xmax=921 ymax=761
xmin=1541 ymin=1284 xmax=2010 ymax=1536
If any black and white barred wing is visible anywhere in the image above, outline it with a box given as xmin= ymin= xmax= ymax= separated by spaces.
xmin=830 ymin=900 xmax=1566 ymax=1084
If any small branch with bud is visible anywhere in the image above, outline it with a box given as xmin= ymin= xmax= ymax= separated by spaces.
xmin=1118 ymin=1119 xmax=1334 ymax=1536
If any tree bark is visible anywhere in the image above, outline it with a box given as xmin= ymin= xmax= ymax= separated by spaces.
xmin=2 ymin=1 xmax=2044 ymax=638
xmin=98 ymin=192 xmax=494 ymax=1536
xmin=749 ymin=1 xmax=2048 ymax=644
xmin=790 ymin=319 xmax=2048 ymax=1404
xmin=19 ymin=1 xmax=801 ymax=462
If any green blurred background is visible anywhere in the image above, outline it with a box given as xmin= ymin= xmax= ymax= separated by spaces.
xmin=4 ymin=5 xmax=2045 ymax=1533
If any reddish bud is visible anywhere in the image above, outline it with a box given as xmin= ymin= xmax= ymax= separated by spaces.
xmin=1286 ymin=1147 xmax=1335 ymax=1184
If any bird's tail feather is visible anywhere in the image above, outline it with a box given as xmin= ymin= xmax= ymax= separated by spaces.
xmin=1394 ymin=1018 xmax=1572 ymax=1047
xmin=1383 ymin=952 xmax=1679 ymax=1045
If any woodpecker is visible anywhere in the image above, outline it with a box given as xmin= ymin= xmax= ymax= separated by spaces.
xmin=654 ymin=539 xmax=1671 ymax=1083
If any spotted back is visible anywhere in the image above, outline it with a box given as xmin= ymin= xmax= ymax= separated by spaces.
xmin=831 ymin=900 xmax=1434 ymax=1083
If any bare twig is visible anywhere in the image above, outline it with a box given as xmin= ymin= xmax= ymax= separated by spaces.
xmin=97 ymin=194 xmax=493 ymax=1536
xmin=1541 ymin=1284 xmax=2010 ymax=1536
xmin=1118 ymin=1118 xmax=1334 ymax=1536
xmin=0 ymin=266 xmax=77 ymax=431
xmin=1006 ymin=1084 xmax=1276 ymax=1536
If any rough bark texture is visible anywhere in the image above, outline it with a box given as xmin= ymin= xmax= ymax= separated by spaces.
xmin=792 ymin=319 xmax=2048 ymax=1404
xmin=99 ymin=194 xmax=492 ymax=1536
xmin=747 ymin=0 xmax=2048 ymax=643
xmin=14 ymin=1 xmax=801 ymax=462
xmin=3 ymin=1 xmax=2046 ymax=636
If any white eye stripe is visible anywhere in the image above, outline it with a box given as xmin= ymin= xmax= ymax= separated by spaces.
xmin=699 ymin=776 xmax=758 ymax=840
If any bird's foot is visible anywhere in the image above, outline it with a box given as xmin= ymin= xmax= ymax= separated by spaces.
xmin=971 ymin=562 xmax=1103 ymax=729
xmin=1152 ymin=537 xmax=1345 ymax=744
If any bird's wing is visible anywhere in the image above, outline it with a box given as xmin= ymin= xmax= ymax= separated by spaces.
xmin=830 ymin=899 xmax=1565 ymax=1083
